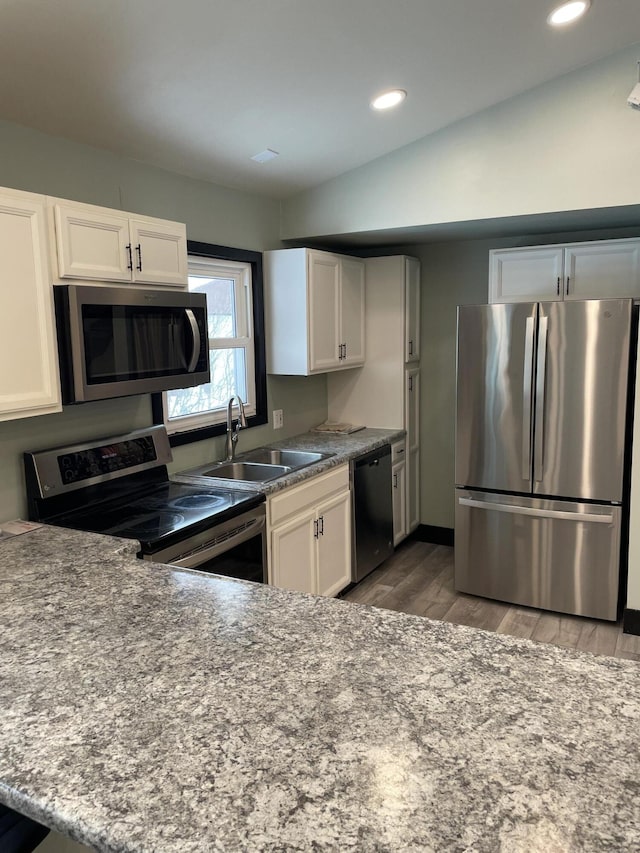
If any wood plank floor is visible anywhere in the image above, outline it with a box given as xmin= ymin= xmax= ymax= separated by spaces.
xmin=342 ymin=539 xmax=640 ymax=661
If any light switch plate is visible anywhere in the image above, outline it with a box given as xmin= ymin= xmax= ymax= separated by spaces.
xmin=273 ymin=409 xmax=284 ymax=429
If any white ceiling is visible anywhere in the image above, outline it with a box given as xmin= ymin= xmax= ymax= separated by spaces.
xmin=1 ymin=0 xmax=639 ymax=200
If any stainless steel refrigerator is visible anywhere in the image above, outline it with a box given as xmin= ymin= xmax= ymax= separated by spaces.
xmin=455 ymin=298 xmax=634 ymax=621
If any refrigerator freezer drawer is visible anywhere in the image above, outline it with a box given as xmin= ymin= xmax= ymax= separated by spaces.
xmin=454 ymin=489 xmax=622 ymax=621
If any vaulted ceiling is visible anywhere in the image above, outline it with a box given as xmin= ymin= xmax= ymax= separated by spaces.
xmin=1 ymin=1 xmax=639 ymax=199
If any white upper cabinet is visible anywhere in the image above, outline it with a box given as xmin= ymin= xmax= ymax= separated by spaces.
xmin=129 ymin=218 xmax=189 ymax=287
xmin=340 ymin=257 xmax=366 ymax=366
xmin=489 ymin=239 xmax=640 ymax=303
xmin=52 ymin=201 xmax=188 ymax=288
xmin=308 ymin=252 xmax=341 ymax=372
xmin=404 ymin=256 xmax=421 ymax=361
xmin=265 ymin=248 xmax=365 ymax=375
xmin=0 ymin=189 xmax=61 ymax=421
xmin=564 ymin=241 xmax=640 ymax=300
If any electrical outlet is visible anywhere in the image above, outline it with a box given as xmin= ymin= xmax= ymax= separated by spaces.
xmin=273 ymin=409 xmax=284 ymax=429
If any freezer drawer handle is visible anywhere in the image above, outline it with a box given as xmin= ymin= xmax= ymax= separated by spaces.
xmin=458 ymin=496 xmax=613 ymax=524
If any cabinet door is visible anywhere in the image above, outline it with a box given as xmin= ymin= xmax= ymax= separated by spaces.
xmin=405 ymin=367 xmax=420 ymax=532
xmin=270 ymin=510 xmax=317 ymax=594
xmin=564 ymin=240 xmax=640 ymax=300
xmin=340 ymin=258 xmax=365 ymax=367
xmin=130 ymin=219 xmax=188 ymax=287
xmin=392 ymin=460 xmax=407 ymax=546
xmin=308 ymin=252 xmax=340 ymax=372
xmin=0 ymin=193 xmax=61 ymax=420
xmin=489 ymin=247 xmax=563 ymax=303
xmin=54 ymin=204 xmax=131 ymax=281
xmin=317 ymin=491 xmax=352 ymax=597
xmin=404 ymin=257 xmax=420 ymax=362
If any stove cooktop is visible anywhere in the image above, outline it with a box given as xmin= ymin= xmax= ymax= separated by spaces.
xmin=50 ymin=480 xmax=264 ymax=552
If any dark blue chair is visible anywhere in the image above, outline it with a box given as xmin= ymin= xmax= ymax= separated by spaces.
xmin=0 ymin=803 xmax=50 ymax=853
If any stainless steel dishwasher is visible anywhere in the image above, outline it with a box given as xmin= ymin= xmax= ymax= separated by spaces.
xmin=351 ymin=444 xmax=394 ymax=582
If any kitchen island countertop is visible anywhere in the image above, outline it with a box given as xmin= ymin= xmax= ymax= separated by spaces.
xmin=1 ymin=523 xmax=639 ymax=852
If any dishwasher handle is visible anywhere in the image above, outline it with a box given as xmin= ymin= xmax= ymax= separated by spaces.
xmin=353 ymin=444 xmax=391 ymax=470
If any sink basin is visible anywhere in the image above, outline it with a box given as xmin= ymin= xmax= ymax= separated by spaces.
xmin=197 ymin=461 xmax=291 ymax=482
xmin=180 ymin=447 xmax=334 ymax=485
xmin=241 ymin=448 xmax=329 ymax=468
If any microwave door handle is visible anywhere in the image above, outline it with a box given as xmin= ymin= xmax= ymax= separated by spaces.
xmin=185 ymin=309 xmax=201 ymax=372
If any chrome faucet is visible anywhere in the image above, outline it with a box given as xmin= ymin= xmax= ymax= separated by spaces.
xmin=225 ymin=395 xmax=247 ymax=461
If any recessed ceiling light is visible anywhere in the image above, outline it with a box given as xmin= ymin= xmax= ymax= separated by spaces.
xmin=547 ymin=0 xmax=591 ymax=26
xmin=370 ymin=89 xmax=407 ymax=111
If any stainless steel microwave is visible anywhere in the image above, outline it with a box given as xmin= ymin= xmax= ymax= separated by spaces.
xmin=54 ymin=284 xmax=210 ymax=403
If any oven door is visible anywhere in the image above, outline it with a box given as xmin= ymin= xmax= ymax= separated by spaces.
xmin=145 ymin=505 xmax=267 ymax=584
xmin=55 ymin=284 xmax=210 ymax=403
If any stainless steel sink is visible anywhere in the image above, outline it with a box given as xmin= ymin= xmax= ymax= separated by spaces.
xmin=197 ymin=461 xmax=291 ymax=482
xmin=241 ymin=448 xmax=328 ymax=468
xmin=181 ymin=447 xmax=334 ymax=485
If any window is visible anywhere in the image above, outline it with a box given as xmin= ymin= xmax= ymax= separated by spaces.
xmin=152 ymin=241 xmax=267 ymax=446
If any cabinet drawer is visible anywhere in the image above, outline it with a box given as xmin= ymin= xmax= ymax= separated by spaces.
xmin=268 ymin=464 xmax=349 ymax=527
xmin=391 ymin=439 xmax=406 ymax=463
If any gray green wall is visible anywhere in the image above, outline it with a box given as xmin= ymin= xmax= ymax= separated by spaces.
xmin=411 ymin=223 xmax=640 ymax=530
xmin=0 ymin=119 xmax=328 ymax=522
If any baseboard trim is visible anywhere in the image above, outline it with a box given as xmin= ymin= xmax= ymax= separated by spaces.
xmin=413 ymin=525 xmax=454 ymax=547
xmin=623 ymin=608 xmax=640 ymax=636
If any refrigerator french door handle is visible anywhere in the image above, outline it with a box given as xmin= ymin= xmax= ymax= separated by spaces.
xmin=185 ymin=309 xmax=201 ymax=372
xmin=522 ymin=316 xmax=535 ymax=481
xmin=457 ymin=497 xmax=614 ymax=524
xmin=534 ymin=315 xmax=548 ymax=482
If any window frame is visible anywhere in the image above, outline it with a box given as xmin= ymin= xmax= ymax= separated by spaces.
xmin=151 ymin=240 xmax=267 ymax=447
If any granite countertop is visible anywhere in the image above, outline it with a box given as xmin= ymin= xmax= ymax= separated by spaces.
xmin=172 ymin=427 xmax=405 ymax=495
xmin=1 ymin=525 xmax=639 ymax=852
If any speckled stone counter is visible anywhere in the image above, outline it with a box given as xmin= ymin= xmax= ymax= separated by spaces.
xmin=1 ymin=525 xmax=639 ymax=852
xmin=172 ymin=427 xmax=405 ymax=494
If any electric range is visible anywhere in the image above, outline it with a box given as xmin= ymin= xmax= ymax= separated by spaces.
xmin=24 ymin=426 xmax=267 ymax=581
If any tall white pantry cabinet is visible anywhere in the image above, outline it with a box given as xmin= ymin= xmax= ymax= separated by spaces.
xmin=328 ymin=255 xmax=421 ymax=540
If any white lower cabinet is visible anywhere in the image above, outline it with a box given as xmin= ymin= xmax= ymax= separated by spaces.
xmin=391 ymin=440 xmax=407 ymax=546
xmin=0 ymin=189 xmax=61 ymax=421
xmin=267 ymin=465 xmax=352 ymax=597
xmin=405 ymin=365 xmax=420 ymax=533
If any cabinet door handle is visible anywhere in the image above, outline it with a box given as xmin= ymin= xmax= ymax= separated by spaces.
xmin=566 ymin=276 xmax=570 ymax=296
xmin=393 ymin=473 xmax=398 ymax=488
xmin=409 ymin=340 xmax=413 ymax=356
xmin=314 ymin=519 xmax=319 ymax=539
xmin=136 ymin=244 xmax=143 ymax=272
xmin=126 ymin=243 xmax=133 ymax=271
xmin=556 ymin=276 xmax=560 ymax=296
xmin=343 ymin=342 xmax=347 ymax=359
xmin=408 ymin=376 xmax=413 ymax=392
xmin=319 ymin=515 xmax=324 ymax=536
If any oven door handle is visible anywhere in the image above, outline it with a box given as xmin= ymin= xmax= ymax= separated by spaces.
xmin=167 ymin=515 xmax=265 ymax=569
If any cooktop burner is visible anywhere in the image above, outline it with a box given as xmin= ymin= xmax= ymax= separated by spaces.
xmin=167 ymin=493 xmax=226 ymax=511
xmin=109 ymin=511 xmax=186 ymax=540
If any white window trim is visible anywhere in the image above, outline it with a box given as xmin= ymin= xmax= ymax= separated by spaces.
xmin=162 ymin=256 xmax=256 ymax=434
